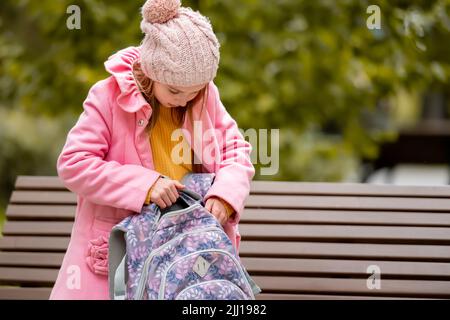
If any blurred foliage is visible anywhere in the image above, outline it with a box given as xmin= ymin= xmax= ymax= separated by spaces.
xmin=0 ymin=107 xmax=73 ymax=213
xmin=0 ymin=0 xmax=450 ymax=210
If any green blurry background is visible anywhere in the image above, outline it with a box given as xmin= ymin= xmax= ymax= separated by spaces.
xmin=1 ymin=0 xmax=450 ymax=228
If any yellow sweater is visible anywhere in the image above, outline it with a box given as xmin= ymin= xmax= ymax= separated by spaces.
xmin=145 ymin=106 xmax=234 ymax=217
xmin=150 ymin=106 xmax=192 ymax=182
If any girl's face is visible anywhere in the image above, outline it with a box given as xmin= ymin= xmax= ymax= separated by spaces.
xmin=153 ymin=82 xmax=207 ymax=108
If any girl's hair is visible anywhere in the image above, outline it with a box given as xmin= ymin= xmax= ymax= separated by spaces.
xmin=132 ymin=60 xmax=207 ymax=173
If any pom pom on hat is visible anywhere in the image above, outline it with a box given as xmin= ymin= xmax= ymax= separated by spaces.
xmin=142 ymin=0 xmax=181 ymax=24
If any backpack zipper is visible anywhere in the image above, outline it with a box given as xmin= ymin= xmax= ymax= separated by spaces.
xmin=158 ymin=248 xmax=255 ymax=300
xmin=155 ymin=202 xmax=203 ymax=229
xmin=176 ymin=279 xmax=249 ymax=300
xmin=134 ymin=225 xmax=224 ymax=299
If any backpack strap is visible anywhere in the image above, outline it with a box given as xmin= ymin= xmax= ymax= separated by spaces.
xmin=108 ymin=224 xmax=128 ymax=300
xmin=113 ymin=255 xmax=127 ymax=300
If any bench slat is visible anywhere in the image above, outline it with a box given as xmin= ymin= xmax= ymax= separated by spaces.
xmin=242 ymin=257 xmax=450 ymax=279
xmin=0 ymin=287 xmax=52 ymax=300
xmin=6 ymin=289 xmax=414 ymax=301
xmin=250 ymin=181 xmax=450 ymax=198
xmin=239 ymin=224 xmax=450 ymax=244
xmin=1 ymin=268 xmax=450 ymax=298
xmin=2 ymin=222 xmax=73 ymax=236
xmin=1 ymin=236 xmax=450 ymax=262
xmin=1 ymin=252 xmax=449 ymax=280
xmin=245 ymin=195 xmax=450 ymax=212
xmin=241 ymin=209 xmax=450 ymax=226
xmin=16 ymin=176 xmax=450 ymax=198
xmin=252 ymin=276 xmax=450 ymax=298
xmin=4 ymin=221 xmax=450 ymax=244
xmin=0 ymin=289 xmax=432 ymax=300
xmin=10 ymin=191 xmax=450 ymax=213
xmin=255 ymin=293 xmax=432 ymax=300
xmin=0 ymin=267 xmax=58 ymax=285
xmin=239 ymin=241 xmax=450 ymax=261
xmin=1 ymin=288 xmax=428 ymax=300
xmin=10 ymin=191 xmax=77 ymax=204
xmin=7 ymin=205 xmax=450 ymax=228
xmin=6 ymin=204 xmax=75 ymax=220
xmin=15 ymin=176 xmax=66 ymax=190
xmin=0 ymin=252 xmax=64 ymax=267
xmin=0 ymin=236 xmax=70 ymax=252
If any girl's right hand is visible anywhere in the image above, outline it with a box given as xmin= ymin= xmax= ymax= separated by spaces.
xmin=149 ymin=177 xmax=185 ymax=209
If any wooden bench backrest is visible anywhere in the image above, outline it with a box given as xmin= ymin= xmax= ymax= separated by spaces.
xmin=1 ymin=176 xmax=450 ymax=299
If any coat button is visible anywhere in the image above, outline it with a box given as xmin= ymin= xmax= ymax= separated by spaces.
xmin=138 ymin=119 xmax=145 ymax=127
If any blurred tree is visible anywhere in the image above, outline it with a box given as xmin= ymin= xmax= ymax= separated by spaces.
xmin=201 ymin=0 xmax=450 ymax=180
xmin=0 ymin=0 xmax=449 ymax=215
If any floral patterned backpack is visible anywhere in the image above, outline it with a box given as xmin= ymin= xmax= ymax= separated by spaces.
xmin=108 ymin=173 xmax=261 ymax=300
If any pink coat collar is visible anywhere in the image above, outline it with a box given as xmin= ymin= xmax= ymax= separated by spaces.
xmin=104 ymin=46 xmax=150 ymax=114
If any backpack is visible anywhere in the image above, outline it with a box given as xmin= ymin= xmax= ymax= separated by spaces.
xmin=108 ymin=173 xmax=261 ymax=300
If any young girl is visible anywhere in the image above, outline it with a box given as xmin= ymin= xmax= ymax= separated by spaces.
xmin=50 ymin=0 xmax=255 ymax=300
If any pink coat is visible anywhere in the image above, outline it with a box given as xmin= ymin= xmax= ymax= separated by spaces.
xmin=49 ymin=46 xmax=255 ymax=300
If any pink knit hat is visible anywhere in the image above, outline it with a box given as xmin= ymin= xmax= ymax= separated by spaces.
xmin=139 ymin=0 xmax=220 ymax=87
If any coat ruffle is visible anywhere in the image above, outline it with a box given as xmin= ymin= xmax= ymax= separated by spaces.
xmin=104 ymin=46 xmax=150 ymax=113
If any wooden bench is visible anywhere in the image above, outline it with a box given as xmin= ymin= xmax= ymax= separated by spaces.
xmin=1 ymin=176 xmax=450 ymax=299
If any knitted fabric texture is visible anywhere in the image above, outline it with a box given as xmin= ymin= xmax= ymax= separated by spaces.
xmin=139 ymin=0 xmax=220 ymax=87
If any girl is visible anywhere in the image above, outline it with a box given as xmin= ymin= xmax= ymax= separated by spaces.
xmin=50 ymin=0 xmax=255 ymax=300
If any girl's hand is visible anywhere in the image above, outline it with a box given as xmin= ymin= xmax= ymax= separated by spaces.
xmin=205 ymin=197 xmax=228 ymax=226
xmin=150 ymin=177 xmax=185 ymax=209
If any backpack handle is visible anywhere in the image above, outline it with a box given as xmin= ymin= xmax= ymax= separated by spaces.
xmin=158 ymin=173 xmax=216 ymax=215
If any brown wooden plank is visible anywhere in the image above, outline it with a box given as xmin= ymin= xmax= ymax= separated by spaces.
xmin=245 ymin=195 xmax=450 ymax=212
xmin=11 ymin=191 xmax=450 ymax=212
xmin=0 ymin=289 xmax=430 ymax=300
xmin=15 ymin=175 xmax=450 ymax=198
xmin=239 ymin=224 xmax=450 ymax=244
xmin=10 ymin=191 xmax=77 ymax=205
xmin=240 ymin=209 xmax=450 ymax=227
xmin=242 ymin=257 xmax=450 ymax=279
xmin=255 ymin=293 xmax=433 ymax=300
xmin=0 ymin=289 xmax=434 ymax=301
xmin=6 ymin=204 xmax=450 ymax=227
xmin=2 ymin=252 xmax=448 ymax=280
xmin=0 ymin=267 xmax=58 ymax=285
xmin=0 ymin=236 xmax=70 ymax=252
xmin=250 ymin=180 xmax=450 ymax=198
xmin=2 ymin=221 xmax=73 ymax=236
xmin=5 ymin=222 xmax=450 ymax=243
xmin=1 ymin=236 xmax=449 ymax=262
xmin=15 ymin=176 xmax=65 ymax=190
xmin=0 ymin=287 xmax=52 ymax=300
xmin=252 ymin=276 xmax=450 ymax=298
xmin=6 ymin=204 xmax=76 ymax=220
xmin=239 ymin=241 xmax=450 ymax=261
xmin=0 ymin=252 xmax=64 ymax=267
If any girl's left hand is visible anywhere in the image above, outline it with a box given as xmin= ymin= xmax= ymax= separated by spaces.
xmin=205 ymin=197 xmax=228 ymax=226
